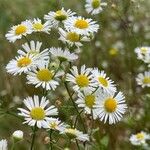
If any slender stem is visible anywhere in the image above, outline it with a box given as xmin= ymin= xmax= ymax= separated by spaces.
xmin=73 ymin=110 xmax=83 ymax=128
xmin=11 ymin=139 xmax=15 ymax=150
xmin=23 ymin=35 xmax=30 ymax=44
xmin=76 ymin=140 xmax=80 ymax=150
xmin=64 ymin=82 xmax=86 ymax=133
xmin=49 ymin=129 xmax=53 ymax=150
xmin=30 ymin=125 xmax=37 ymax=150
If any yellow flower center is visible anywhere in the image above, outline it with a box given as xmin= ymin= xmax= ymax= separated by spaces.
xmin=76 ymin=75 xmax=89 ymax=87
xmin=66 ymin=32 xmax=80 ymax=42
xmin=55 ymin=10 xmax=67 ymax=21
xmin=49 ymin=122 xmax=58 ymax=129
xmin=37 ymin=69 xmax=53 ymax=82
xmin=30 ymin=107 xmax=45 ymax=120
xmin=92 ymin=0 xmax=101 ymax=9
xmin=65 ymin=128 xmax=77 ymax=139
xmin=33 ymin=23 xmax=44 ymax=30
xmin=74 ymin=19 xmax=89 ymax=29
xmin=15 ymin=25 xmax=27 ymax=35
xmin=136 ymin=133 xmax=144 ymax=140
xmin=98 ymin=77 xmax=108 ymax=87
xmin=85 ymin=95 xmax=95 ymax=108
xmin=109 ymin=48 xmax=118 ymax=56
xmin=17 ymin=57 xmax=31 ymax=67
xmin=104 ymin=98 xmax=117 ymax=113
xmin=143 ymin=77 xmax=150 ymax=84
xmin=140 ymin=47 xmax=147 ymax=54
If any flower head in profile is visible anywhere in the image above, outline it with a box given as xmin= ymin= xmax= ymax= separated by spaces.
xmin=62 ymin=128 xmax=89 ymax=142
xmin=92 ymin=68 xmax=116 ymax=93
xmin=0 ymin=139 xmax=7 ymax=150
xmin=17 ymin=40 xmax=49 ymax=62
xmin=31 ymin=18 xmax=51 ymax=33
xmin=66 ymin=65 xmax=97 ymax=92
xmin=64 ymin=16 xmax=99 ymax=36
xmin=129 ymin=131 xmax=150 ymax=146
xmin=26 ymin=62 xmax=60 ymax=91
xmin=95 ymin=90 xmax=127 ymax=124
xmin=44 ymin=8 xmax=76 ymax=28
xmin=49 ymin=47 xmax=78 ymax=62
xmin=85 ymin=0 xmax=107 ymax=15
xmin=18 ymin=95 xmax=58 ymax=128
xmin=5 ymin=20 xmax=32 ymax=43
xmin=58 ymin=28 xmax=89 ymax=48
xmin=44 ymin=118 xmax=67 ymax=132
xmin=136 ymin=71 xmax=150 ymax=88
xmin=6 ymin=54 xmax=39 ymax=75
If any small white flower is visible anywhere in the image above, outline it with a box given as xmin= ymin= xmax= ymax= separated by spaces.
xmin=44 ymin=7 xmax=76 ymax=28
xmin=64 ymin=16 xmax=99 ymax=36
xmin=5 ymin=20 xmax=32 ymax=43
xmin=0 ymin=139 xmax=7 ymax=150
xmin=6 ymin=54 xmax=39 ymax=75
xmin=26 ymin=62 xmax=60 ymax=91
xmin=66 ymin=65 xmax=97 ymax=92
xmin=18 ymin=95 xmax=58 ymax=128
xmin=135 ymin=46 xmax=150 ymax=60
xmin=62 ymin=128 xmax=89 ymax=142
xmin=58 ymin=28 xmax=86 ymax=48
xmin=12 ymin=130 xmax=24 ymax=140
xmin=129 ymin=131 xmax=150 ymax=146
xmin=95 ymin=90 xmax=127 ymax=124
xmin=76 ymin=89 xmax=99 ymax=119
xmin=85 ymin=0 xmax=107 ymax=15
xmin=136 ymin=71 xmax=150 ymax=88
xmin=44 ymin=118 xmax=67 ymax=132
xmin=49 ymin=47 xmax=78 ymax=62
xmin=17 ymin=40 xmax=49 ymax=62
xmin=92 ymin=68 xmax=116 ymax=93
xmin=31 ymin=18 xmax=51 ymax=33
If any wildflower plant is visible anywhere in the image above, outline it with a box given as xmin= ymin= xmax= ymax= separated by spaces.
xmin=0 ymin=0 xmax=150 ymax=150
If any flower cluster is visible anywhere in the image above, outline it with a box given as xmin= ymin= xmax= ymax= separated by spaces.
xmin=3 ymin=2 xmax=128 ymax=149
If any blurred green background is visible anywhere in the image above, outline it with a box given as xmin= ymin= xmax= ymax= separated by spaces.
xmin=0 ymin=0 xmax=150 ymax=149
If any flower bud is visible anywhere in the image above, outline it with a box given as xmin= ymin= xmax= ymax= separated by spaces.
xmin=12 ymin=130 xmax=23 ymax=142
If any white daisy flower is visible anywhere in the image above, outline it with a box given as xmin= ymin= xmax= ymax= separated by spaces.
xmin=44 ymin=118 xmax=67 ymax=132
xmin=92 ymin=68 xmax=116 ymax=93
xmin=62 ymin=128 xmax=89 ymax=142
xmin=5 ymin=20 xmax=32 ymax=43
xmin=17 ymin=40 xmax=49 ymax=62
xmin=76 ymin=89 xmax=98 ymax=119
xmin=18 ymin=95 xmax=58 ymax=128
xmin=136 ymin=71 xmax=150 ymax=88
xmin=85 ymin=0 xmax=107 ymax=15
xmin=66 ymin=65 xmax=97 ymax=92
xmin=26 ymin=62 xmax=60 ymax=91
xmin=44 ymin=7 xmax=76 ymax=28
xmin=0 ymin=139 xmax=7 ymax=150
xmin=135 ymin=46 xmax=150 ymax=60
xmin=129 ymin=131 xmax=150 ymax=146
xmin=64 ymin=16 xmax=99 ymax=36
xmin=6 ymin=54 xmax=39 ymax=75
xmin=95 ymin=91 xmax=127 ymax=124
xmin=49 ymin=47 xmax=78 ymax=62
xmin=31 ymin=18 xmax=51 ymax=33
xmin=58 ymin=28 xmax=85 ymax=48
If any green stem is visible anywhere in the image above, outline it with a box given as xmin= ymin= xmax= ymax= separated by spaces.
xmin=30 ymin=125 xmax=37 ymax=150
xmin=64 ymin=82 xmax=86 ymax=133
xmin=11 ymin=140 xmax=15 ymax=150
xmin=73 ymin=110 xmax=84 ymax=128
xmin=49 ymin=129 xmax=53 ymax=150
xmin=76 ymin=140 xmax=80 ymax=150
